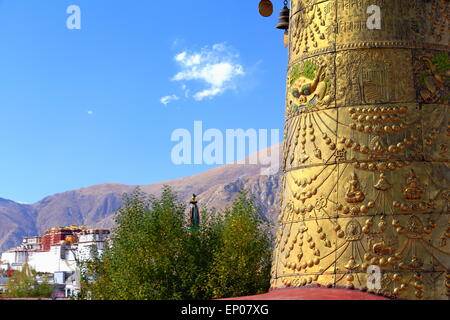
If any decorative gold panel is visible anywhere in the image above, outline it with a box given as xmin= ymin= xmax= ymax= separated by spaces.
xmin=422 ymin=105 xmax=450 ymax=162
xmin=291 ymin=0 xmax=449 ymax=51
xmin=286 ymin=53 xmax=336 ymax=118
xmin=420 ymin=0 xmax=450 ymax=47
xmin=335 ymin=49 xmax=416 ymax=107
xmin=336 ymin=104 xmax=424 ymax=164
xmin=283 ymin=109 xmax=338 ymax=170
xmin=289 ymin=1 xmax=336 ymax=62
xmin=280 ymin=166 xmax=338 ymax=224
xmin=291 ymin=0 xmax=335 ymax=15
xmin=336 ymin=0 xmax=422 ymax=48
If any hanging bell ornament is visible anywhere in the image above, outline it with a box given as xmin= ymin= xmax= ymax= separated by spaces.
xmin=276 ymin=2 xmax=290 ymax=30
xmin=259 ymin=0 xmax=274 ymax=17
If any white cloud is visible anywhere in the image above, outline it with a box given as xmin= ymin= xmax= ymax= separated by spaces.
xmin=212 ymin=43 xmax=226 ymax=51
xmin=175 ymin=52 xmax=201 ymax=67
xmin=170 ymin=43 xmax=245 ymax=101
xmin=175 ymin=52 xmax=186 ymax=62
xmin=87 ymin=110 xmax=94 ymax=115
xmin=181 ymin=84 xmax=190 ymax=98
xmin=193 ymin=88 xmax=223 ymax=101
xmin=160 ymin=94 xmax=180 ymax=105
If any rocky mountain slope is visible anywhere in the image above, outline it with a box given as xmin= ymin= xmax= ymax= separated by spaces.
xmin=0 ymin=198 xmax=38 ymax=252
xmin=0 ymin=144 xmax=282 ymax=252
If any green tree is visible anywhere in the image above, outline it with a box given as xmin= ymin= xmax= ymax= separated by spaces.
xmin=74 ymin=244 xmax=101 ymax=300
xmin=6 ymin=264 xmax=54 ymax=298
xmin=184 ymin=206 xmax=225 ymax=299
xmin=87 ymin=187 xmax=272 ymax=300
xmin=207 ymin=191 xmax=273 ymax=299
xmin=89 ymin=187 xmax=205 ymax=300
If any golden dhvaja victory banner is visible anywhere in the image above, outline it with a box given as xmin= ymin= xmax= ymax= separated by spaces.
xmin=271 ymin=0 xmax=449 ymax=299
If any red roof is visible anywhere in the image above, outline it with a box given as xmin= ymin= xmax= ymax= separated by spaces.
xmin=222 ymin=288 xmax=390 ymax=300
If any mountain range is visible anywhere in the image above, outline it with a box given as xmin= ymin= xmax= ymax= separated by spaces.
xmin=0 ymin=144 xmax=282 ymax=252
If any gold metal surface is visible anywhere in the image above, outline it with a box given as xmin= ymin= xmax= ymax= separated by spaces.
xmin=272 ymin=0 xmax=450 ymax=299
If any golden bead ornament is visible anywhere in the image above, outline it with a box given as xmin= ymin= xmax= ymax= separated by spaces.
xmin=259 ymin=0 xmax=274 ymax=17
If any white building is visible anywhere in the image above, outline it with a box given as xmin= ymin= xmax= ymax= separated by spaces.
xmin=0 ymin=228 xmax=110 ymax=274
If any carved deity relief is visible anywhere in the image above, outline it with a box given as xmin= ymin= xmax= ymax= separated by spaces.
xmin=345 ymin=219 xmax=363 ymax=241
xmin=345 ymin=173 xmax=365 ymax=204
xmin=403 ymin=169 xmax=424 ymax=201
xmin=374 ymin=173 xmax=392 ymax=191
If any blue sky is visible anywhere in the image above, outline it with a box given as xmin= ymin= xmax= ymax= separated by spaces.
xmin=0 ymin=0 xmax=287 ymax=203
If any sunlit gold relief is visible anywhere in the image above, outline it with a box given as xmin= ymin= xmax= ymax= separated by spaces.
xmin=271 ymin=0 xmax=450 ymax=300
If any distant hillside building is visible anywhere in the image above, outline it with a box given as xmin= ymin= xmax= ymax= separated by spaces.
xmin=0 ymin=226 xmax=110 ymax=274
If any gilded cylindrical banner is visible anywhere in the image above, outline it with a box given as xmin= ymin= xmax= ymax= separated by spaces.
xmin=272 ymin=0 xmax=450 ymax=300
